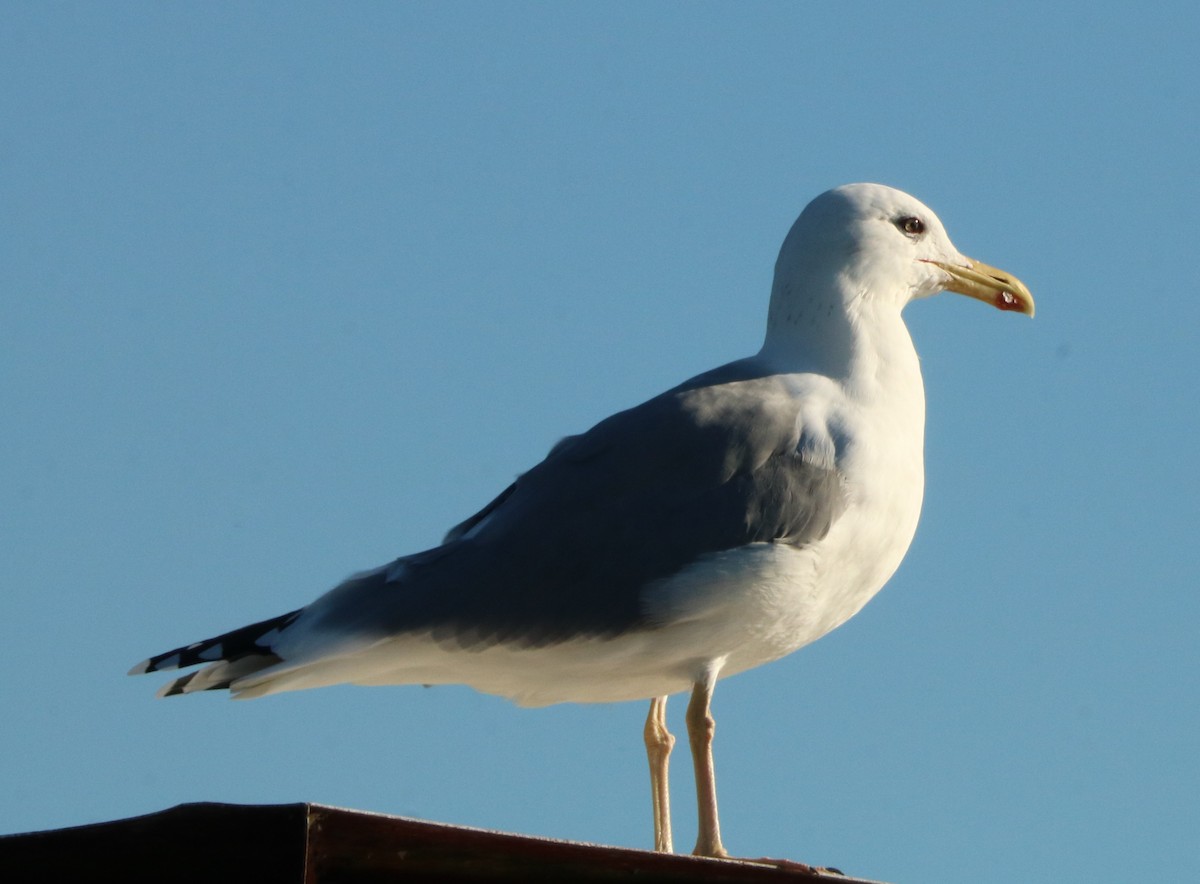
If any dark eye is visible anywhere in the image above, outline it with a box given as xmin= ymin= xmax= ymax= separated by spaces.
xmin=896 ymin=216 xmax=925 ymax=236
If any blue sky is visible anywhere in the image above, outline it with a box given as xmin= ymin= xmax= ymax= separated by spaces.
xmin=2 ymin=3 xmax=1197 ymax=882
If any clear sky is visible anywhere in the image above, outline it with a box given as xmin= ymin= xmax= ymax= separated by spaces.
xmin=2 ymin=4 xmax=1196 ymax=882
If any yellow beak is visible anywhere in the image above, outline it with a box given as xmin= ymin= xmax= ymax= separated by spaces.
xmin=926 ymin=258 xmax=1035 ymax=317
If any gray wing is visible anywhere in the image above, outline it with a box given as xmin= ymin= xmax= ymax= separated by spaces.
xmin=310 ymin=363 xmax=847 ymax=649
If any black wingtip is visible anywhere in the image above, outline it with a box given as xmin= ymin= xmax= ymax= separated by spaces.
xmin=130 ymin=608 xmax=304 ymax=679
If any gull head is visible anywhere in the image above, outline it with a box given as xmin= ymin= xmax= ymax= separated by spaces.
xmin=768 ymin=183 xmax=1034 ymax=336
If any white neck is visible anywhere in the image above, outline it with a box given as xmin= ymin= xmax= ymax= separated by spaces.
xmin=759 ymin=271 xmax=920 ymax=384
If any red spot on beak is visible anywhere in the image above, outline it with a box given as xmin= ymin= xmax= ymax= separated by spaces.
xmin=996 ymin=290 xmax=1022 ymax=312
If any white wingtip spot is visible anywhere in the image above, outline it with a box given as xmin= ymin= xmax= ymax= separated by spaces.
xmin=198 ymin=643 xmax=224 ymax=661
xmin=127 ymin=659 xmax=152 ymax=676
xmin=157 ymin=653 xmax=182 ymax=671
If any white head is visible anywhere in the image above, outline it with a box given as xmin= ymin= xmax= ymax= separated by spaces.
xmin=762 ymin=183 xmax=1033 ymax=364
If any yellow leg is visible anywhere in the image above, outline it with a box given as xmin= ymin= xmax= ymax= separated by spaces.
xmin=643 ymin=695 xmax=674 ymax=852
xmin=686 ymin=679 xmax=728 ymax=858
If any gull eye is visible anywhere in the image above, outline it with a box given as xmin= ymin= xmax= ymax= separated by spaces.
xmin=896 ymin=216 xmax=925 ymax=236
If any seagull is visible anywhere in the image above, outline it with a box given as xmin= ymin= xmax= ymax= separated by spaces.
xmin=130 ymin=183 xmax=1033 ymax=858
